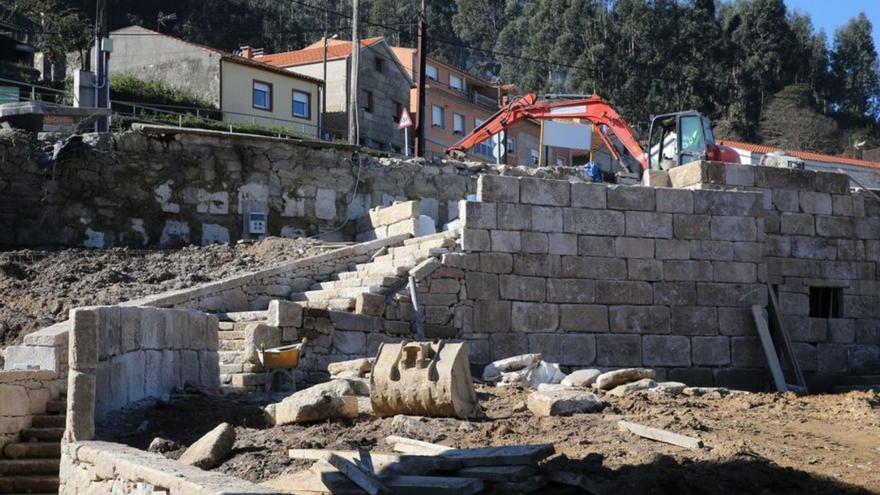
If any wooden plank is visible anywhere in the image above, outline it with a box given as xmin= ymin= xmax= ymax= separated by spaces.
xmin=767 ymin=286 xmax=808 ymax=392
xmin=384 ymin=475 xmax=484 ymax=495
xmin=545 ymin=470 xmax=603 ymax=495
xmin=438 ymin=444 xmax=555 ymax=467
xmin=266 ymin=470 xmax=363 ymax=495
xmin=456 ymin=464 xmax=537 ymax=482
xmin=618 ymin=420 xmax=703 ymax=450
xmin=289 ymin=449 xmax=461 ymax=475
xmin=322 ymin=455 xmax=389 ymax=495
xmin=752 ymin=305 xmax=788 ymax=392
xmin=386 ymin=435 xmax=452 ymax=454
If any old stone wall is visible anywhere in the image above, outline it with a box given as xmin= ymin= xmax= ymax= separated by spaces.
xmin=0 ymin=125 xmax=583 ymax=249
xmin=65 ymin=306 xmax=220 ymax=443
xmin=60 ymin=441 xmax=282 ymax=494
xmin=0 ymin=369 xmax=64 ymax=454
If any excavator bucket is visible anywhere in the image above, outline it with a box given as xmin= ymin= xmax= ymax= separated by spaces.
xmin=370 ymin=340 xmax=482 ymax=419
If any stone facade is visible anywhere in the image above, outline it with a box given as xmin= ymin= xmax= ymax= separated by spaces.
xmin=0 ymin=369 xmax=64 ymax=454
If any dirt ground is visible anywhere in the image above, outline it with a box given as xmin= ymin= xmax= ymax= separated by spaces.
xmin=0 ymin=237 xmax=326 ymax=347
xmin=102 ymin=385 xmax=880 ymax=494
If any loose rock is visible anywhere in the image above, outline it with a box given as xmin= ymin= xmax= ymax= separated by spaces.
xmin=595 ymin=368 xmax=656 ymax=390
xmin=651 ymin=381 xmax=687 ymax=396
xmin=147 ymin=437 xmax=182 ymax=454
xmin=264 ymin=380 xmax=358 ymax=425
xmin=606 ymin=378 xmax=657 ymax=397
xmin=527 ymin=389 xmax=604 ymax=416
xmin=561 ymin=369 xmax=601 ymax=388
xmin=328 ymin=358 xmax=374 ymax=378
xmin=178 ymin=422 xmax=236 ymax=469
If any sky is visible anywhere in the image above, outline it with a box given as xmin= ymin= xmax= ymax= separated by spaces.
xmin=783 ymin=0 xmax=880 ymax=49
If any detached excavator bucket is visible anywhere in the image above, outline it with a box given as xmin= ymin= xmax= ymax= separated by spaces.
xmin=370 ymin=340 xmax=482 ymax=419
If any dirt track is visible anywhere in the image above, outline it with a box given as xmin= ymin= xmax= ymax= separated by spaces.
xmin=0 ymin=237 xmax=325 ymax=347
xmin=103 ymin=385 xmax=880 ymax=494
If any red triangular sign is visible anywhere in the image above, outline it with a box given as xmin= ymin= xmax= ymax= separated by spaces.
xmin=398 ymin=107 xmax=413 ymax=129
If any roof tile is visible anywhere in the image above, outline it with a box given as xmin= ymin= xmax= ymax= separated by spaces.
xmin=719 ymin=140 xmax=880 ymax=170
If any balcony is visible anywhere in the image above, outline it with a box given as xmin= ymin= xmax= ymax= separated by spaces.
xmin=470 ymin=91 xmax=498 ymax=110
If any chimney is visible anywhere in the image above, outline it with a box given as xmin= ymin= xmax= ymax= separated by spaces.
xmin=240 ymin=46 xmax=253 ymax=59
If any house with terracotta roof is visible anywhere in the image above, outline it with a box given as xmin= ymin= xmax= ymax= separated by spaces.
xmin=107 ymin=26 xmax=323 ymax=138
xmin=720 ymin=140 xmax=880 ymax=189
xmin=254 ymin=37 xmax=414 ymax=152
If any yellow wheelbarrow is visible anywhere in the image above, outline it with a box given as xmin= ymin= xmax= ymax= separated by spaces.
xmin=258 ymin=338 xmax=307 ymax=393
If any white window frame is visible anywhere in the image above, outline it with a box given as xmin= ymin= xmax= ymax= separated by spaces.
xmin=530 ymin=148 xmax=539 ymax=166
xmin=252 ymin=81 xmax=271 ymax=111
xmin=426 ymin=64 xmax=438 ymax=81
xmin=449 ymin=74 xmax=464 ymax=92
xmin=452 ymin=113 xmax=465 ymax=134
xmin=432 ymin=105 xmax=445 ymax=128
xmin=292 ymin=90 xmax=310 ymax=119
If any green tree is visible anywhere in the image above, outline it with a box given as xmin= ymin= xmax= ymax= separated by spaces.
xmin=831 ymin=13 xmax=880 ymax=119
xmin=759 ymin=84 xmax=840 ymax=153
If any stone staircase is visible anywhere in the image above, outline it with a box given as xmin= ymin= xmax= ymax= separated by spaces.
xmin=0 ymin=397 xmax=66 ymax=495
xmin=214 ymin=230 xmax=460 ymax=391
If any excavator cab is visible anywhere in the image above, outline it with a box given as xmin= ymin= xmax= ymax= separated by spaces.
xmin=647 ymin=111 xmax=736 ymax=170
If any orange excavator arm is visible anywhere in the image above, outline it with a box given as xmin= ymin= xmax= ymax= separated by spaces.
xmin=446 ymin=93 xmax=648 ymax=170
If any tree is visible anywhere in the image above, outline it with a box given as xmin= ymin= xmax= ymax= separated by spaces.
xmin=831 ymin=13 xmax=880 ymax=119
xmin=9 ymin=0 xmax=93 ymax=67
xmin=451 ymin=0 xmax=506 ymax=75
xmin=759 ymin=84 xmax=840 ymax=153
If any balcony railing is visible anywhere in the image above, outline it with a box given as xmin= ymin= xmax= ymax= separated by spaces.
xmin=470 ymin=91 xmax=498 ymax=110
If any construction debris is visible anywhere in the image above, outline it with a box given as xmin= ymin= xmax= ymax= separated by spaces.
xmin=264 ymin=379 xmax=361 ymax=425
xmin=328 ymin=357 xmax=375 ymax=379
xmin=177 ymin=422 xmax=236 ymax=469
xmin=606 ymin=378 xmax=657 ymax=397
xmin=526 ymin=388 xmax=605 ymax=416
xmin=618 ymin=420 xmax=704 ymax=450
xmin=560 ymin=368 xmax=601 ymax=388
xmin=594 ymin=368 xmax=657 ymax=390
xmin=481 ymin=353 xmax=566 ymax=388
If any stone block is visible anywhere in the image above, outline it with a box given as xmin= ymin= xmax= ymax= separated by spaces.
xmin=832 ymin=194 xmax=854 ymax=216
xmin=799 ymin=191 xmax=832 ymax=215
xmin=265 ymin=383 xmax=358 ymax=426
xmin=70 ymin=308 xmax=98 ymax=371
xmin=628 ymin=259 xmax=662 ymax=281
xmin=724 ymin=164 xmax=756 ymax=186
xmin=595 ymin=334 xmax=642 ymax=367
xmin=497 ymin=203 xmax=531 ymax=230
xmin=827 ymin=319 xmax=855 ymax=343
xmin=490 ymin=230 xmax=522 ymax=253
xmin=713 ymin=368 xmax=765 ymax=391
xmin=655 ymin=239 xmax=690 ymax=260
xmin=615 ymin=237 xmax=654 ymax=258
xmin=571 ymin=182 xmax=607 ymax=209
xmin=710 ymin=216 xmax=757 ymax=241
xmin=780 ymin=213 xmax=815 ymax=236
xmin=791 ymin=236 xmax=837 ymax=260
xmin=814 ymin=171 xmax=850 ymax=194
xmin=125 ymin=350 xmax=146 ymax=402
xmin=848 ymin=345 xmax=880 ymax=373
xmin=561 ymin=256 xmax=627 ymax=279
xmin=656 ymin=188 xmax=693 ymax=213
xmin=118 ymin=307 xmax=142 ymax=353
xmin=625 ymin=211 xmax=673 ymax=238
xmin=548 ymin=233 xmax=577 ymax=255
xmin=609 ymin=306 xmax=670 ymax=334
xmin=520 ymin=177 xmax=570 ymax=206
xmin=530 ymin=205 xmax=564 ymax=233
xmin=466 ymin=272 xmax=499 ymax=300
xmin=792 ymin=343 xmax=817 ymax=371
xmin=500 ymin=275 xmax=546 ymax=302
xmin=607 ymin=186 xmax=655 ymax=211
xmin=559 ymin=304 xmax=608 ymax=332
xmin=690 ymin=240 xmax=735 ymax=261
xmin=330 ymin=312 xmax=378 ymax=332
xmin=713 ymin=262 xmax=757 ymax=283
xmin=489 ymin=333 xmax=528 ymax=361
xmin=461 ymin=228 xmax=490 ymax=251
xmin=514 ymin=253 xmax=561 ymax=277
xmin=474 ymin=300 xmax=512 ymax=333
xmin=314 ymin=188 xmax=338 ymax=220
xmin=511 ymin=302 xmax=559 ymax=332
xmin=140 ymin=308 xmax=166 ymax=350
xmin=477 ymin=175 xmax=519 ymax=203
xmin=698 ymin=283 xmax=766 ymax=307
xmin=480 ymin=253 xmax=513 ymax=273
xmin=653 ymin=282 xmax=697 ymax=306
xmin=693 ymin=190 xmax=761 ymax=216
xmin=460 ymin=201 xmax=496 ymax=229
xmin=731 ymin=337 xmax=764 ymax=367
xmin=718 ymin=307 xmax=757 ymax=336
xmin=734 ymin=242 xmax=763 ymax=263
xmin=753 ymin=166 xmax=814 ymax=190
xmin=667 ymin=161 xmax=705 ymax=188
xmin=856 ymin=319 xmax=880 ymax=344
xmin=527 ymin=333 xmax=596 ymax=365
xmin=578 ymin=235 xmax=614 ymax=256
xmin=643 ymin=169 xmax=671 ymax=187
xmin=643 ymin=335 xmax=690 ymax=367
xmin=563 ymin=208 xmax=625 ymax=236
xmin=65 ymin=370 xmax=96 ymax=442
xmin=522 ymin=232 xmax=549 ymax=254
xmin=673 ymin=214 xmax=710 ymax=239
xmin=546 ymin=279 xmax=595 ymax=303
xmin=527 ymin=389 xmax=604 ymax=416
xmin=268 ymin=300 xmax=304 ymax=327
xmin=595 ymin=281 xmax=653 ymax=305
xmin=670 ymin=306 xmax=719 ymax=336
xmin=817 ymin=343 xmax=848 ymax=373
xmin=0 ymin=384 xmax=29 ymax=416
xmin=332 ymin=331 xmax=366 ymax=355
xmin=663 ymin=260 xmax=713 ymax=281
xmin=691 ymin=336 xmax=730 ymax=365
xmin=854 ymin=218 xmax=880 ymax=239
xmin=816 ymin=215 xmax=854 ymax=238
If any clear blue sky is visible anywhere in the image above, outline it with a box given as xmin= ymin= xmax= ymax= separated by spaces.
xmin=783 ymin=0 xmax=880 ymax=49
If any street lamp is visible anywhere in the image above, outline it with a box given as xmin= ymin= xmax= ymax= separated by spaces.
xmin=321 ymin=33 xmax=339 ymax=139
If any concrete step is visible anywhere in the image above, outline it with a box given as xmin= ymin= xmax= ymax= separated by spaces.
xmin=0 ymin=458 xmax=59 ymax=475
xmin=31 ymin=415 xmax=65 ymax=428
xmin=21 ymin=428 xmax=64 ymax=442
xmin=45 ymin=400 xmax=66 ymax=413
xmin=3 ymin=442 xmax=60 ymax=459
xmin=0 ymin=476 xmax=59 ymax=493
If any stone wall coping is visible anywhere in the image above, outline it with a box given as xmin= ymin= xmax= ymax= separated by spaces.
xmin=126 ymin=233 xmax=412 ymax=308
xmin=0 ymin=368 xmax=56 ymax=382
xmin=65 ymin=441 xmax=285 ymax=494
xmin=22 ymin=320 xmax=70 ymax=346
xmin=131 ymin=123 xmax=358 ymax=152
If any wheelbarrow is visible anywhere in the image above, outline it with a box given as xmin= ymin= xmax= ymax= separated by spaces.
xmin=258 ymin=338 xmax=307 ymax=393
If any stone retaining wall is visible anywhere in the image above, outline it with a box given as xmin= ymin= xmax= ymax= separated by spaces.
xmin=65 ymin=306 xmax=219 ymax=442
xmin=60 ymin=441 xmax=282 ymax=494
xmin=0 ymin=369 xmax=64 ymax=454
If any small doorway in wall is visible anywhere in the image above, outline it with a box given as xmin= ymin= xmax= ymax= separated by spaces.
xmin=808 ymin=286 xmax=842 ymax=318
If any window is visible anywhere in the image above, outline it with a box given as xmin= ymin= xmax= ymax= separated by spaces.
xmin=375 ymin=56 xmax=384 ymax=73
xmin=449 ymin=74 xmax=464 ymax=91
xmin=292 ymin=90 xmax=310 ymax=119
xmin=426 ymin=64 xmax=438 ymax=81
xmin=432 ymin=105 xmax=445 ymax=128
xmin=679 ymin=115 xmax=706 ymax=153
xmin=393 ymin=101 xmax=403 ymax=123
xmin=809 ymin=287 xmax=842 ymax=318
xmin=361 ymin=89 xmax=373 ymax=113
xmin=474 ymin=118 xmax=492 ymax=156
xmin=530 ymin=149 xmax=539 ymax=166
xmin=252 ymin=80 xmax=272 ymax=111
xmin=556 ymin=157 xmax=566 ymax=166
xmin=452 ymin=113 xmax=465 ymax=134
xmin=507 ymin=137 xmax=516 ymax=154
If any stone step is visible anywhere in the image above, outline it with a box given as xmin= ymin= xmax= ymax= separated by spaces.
xmin=45 ymin=400 xmax=66 ymax=413
xmin=401 ymin=229 xmax=460 ymax=246
xmin=219 ymin=363 xmax=264 ymax=375
xmin=21 ymin=428 xmax=64 ymax=442
xmin=313 ymin=276 xmax=400 ymax=291
xmin=219 ymin=350 xmax=245 ymax=365
xmin=0 ymin=458 xmax=59 ymax=475
xmin=218 ymin=321 xmax=235 ymax=330
xmin=215 ymin=311 xmax=267 ymax=322
xmin=290 ymin=286 xmax=381 ymax=303
xmin=0 ymin=476 xmax=59 ymax=493
xmin=218 ymin=330 xmax=245 ymax=340
xmin=31 ymin=415 xmax=65 ymax=428
xmin=300 ymin=298 xmax=356 ymax=311
xmin=231 ymin=373 xmax=266 ymax=387
xmin=219 ymin=340 xmax=245 ymax=351
xmin=3 ymin=442 xmax=60 ymax=459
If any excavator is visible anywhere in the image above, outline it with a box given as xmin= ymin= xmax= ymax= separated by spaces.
xmin=445 ymin=93 xmax=740 ymax=178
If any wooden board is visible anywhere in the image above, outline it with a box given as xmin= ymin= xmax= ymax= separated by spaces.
xmin=384 ymin=475 xmax=484 ymax=495
xmin=322 ymin=456 xmax=388 ymax=495
xmin=752 ymin=305 xmax=788 ymax=393
xmin=618 ymin=420 xmax=703 ymax=450
xmin=288 ymin=449 xmax=462 ymax=475
xmin=386 ymin=435 xmax=453 ymax=454
xmin=766 ymin=286 xmax=808 ymax=392
xmin=438 ymin=444 xmax=555 ymax=467
xmin=456 ymin=464 xmax=537 ymax=482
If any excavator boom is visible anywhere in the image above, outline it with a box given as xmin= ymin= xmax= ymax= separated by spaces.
xmin=446 ymin=93 xmax=648 ymax=170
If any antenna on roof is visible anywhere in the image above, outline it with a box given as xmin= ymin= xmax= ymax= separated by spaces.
xmin=157 ymin=12 xmax=177 ymax=33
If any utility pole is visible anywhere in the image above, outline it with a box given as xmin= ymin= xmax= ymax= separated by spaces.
xmin=348 ymin=0 xmax=359 ymax=146
xmin=94 ymin=0 xmax=109 ymax=132
xmin=414 ymin=0 xmax=427 ymax=157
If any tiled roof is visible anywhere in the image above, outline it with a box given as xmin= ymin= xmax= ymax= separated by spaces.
xmin=719 ymin=139 xmax=880 ymax=170
xmin=256 ymin=37 xmax=383 ymax=68
xmin=109 ymin=26 xmax=323 ymax=85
